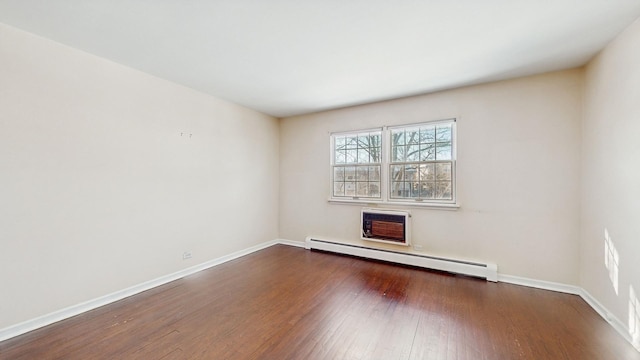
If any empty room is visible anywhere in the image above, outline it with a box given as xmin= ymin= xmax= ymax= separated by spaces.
xmin=1 ymin=1 xmax=640 ymax=359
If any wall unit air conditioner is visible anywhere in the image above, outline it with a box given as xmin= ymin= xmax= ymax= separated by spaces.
xmin=361 ymin=208 xmax=411 ymax=246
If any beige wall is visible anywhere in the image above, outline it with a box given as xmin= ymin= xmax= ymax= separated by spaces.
xmin=280 ymin=70 xmax=583 ymax=284
xmin=3 ymin=12 xmax=639 ymax=347
xmin=582 ymin=18 xmax=640 ymax=345
xmin=0 ymin=23 xmax=279 ymax=328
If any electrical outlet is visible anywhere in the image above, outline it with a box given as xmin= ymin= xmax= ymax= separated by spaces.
xmin=182 ymin=251 xmax=192 ymax=260
xmin=413 ymin=244 xmax=423 ymax=250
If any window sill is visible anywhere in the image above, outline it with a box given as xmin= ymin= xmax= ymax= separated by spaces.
xmin=328 ymin=198 xmax=460 ymax=210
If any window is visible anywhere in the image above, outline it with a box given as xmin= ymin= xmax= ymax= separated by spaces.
xmin=330 ymin=119 xmax=456 ymax=206
xmin=331 ymin=129 xmax=382 ymax=199
xmin=389 ymin=121 xmax=454 ymax=201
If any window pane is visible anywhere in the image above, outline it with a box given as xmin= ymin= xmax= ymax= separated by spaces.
xmin=346 ymin=149 xmax=357 ymax=163
xmin=391 ymin=181 xmax=408 ymax=197
xmin=332 ymin=167 xmax=380 ymax=198
xmin=435 ymin=125 xmax=452 ymax=160
xmin=345 ymin=166 xmax=356 ymax=181
xmin=371 ymin=150 xmax=381 ymax=162
xmin=404 ymin=164 xmax=418 ymax=182
xmin=436 ymin=181 xmax=452 ymax=199
xmin=420 ymin=181 xmax=435 ymax=198
xmin=370 ymin=133 xmax=381 ymax=148
xmin=436 ymin=163 xmax=452 ymax=180
xmin=406 ymin=145 xmax=419 ymax=162
xmin=370 ymin=137 xmax=381 ymax=161
xmin=390 ymin=165 xmax=404 ymax=181
xmin=356 ymin=182 xmax=369 ymax=196
xmin=335 ymin=149 xmax=346 ymax=164
xmin=356 ymin=166 xmax=368 ymax=181
xmin=436 ymin=125 xmax=452 ymax=142
xmin=369 ymin=166 xmax=380 ymax=181
xmin=369 ymin=146 xmax=381 ymax=162
xmin=400 ymin=181 xmax=409 ymax=197
xmin=358 ymin=135 xmax=370 ymax=148
xmin=392 ymin=145 xmax=405 ymax=162
xmin=390 ymin=182 xmax=399 ymax=196
xmin=392 ymin=130 xmax=405 ymax=146
xmin=346 ymin=136 xmax=358 ymax=149
xmin=420 ymin=127 xmax=436 ymax=143
xmin=436 ymin=141 xmax=452 ymax=160
xmin=357 ymin=148 xmax=370 ymax=163
xmin=345 ymin=182 xmax=356 ymax=196
xmin=419 ymin=163 xmax=435 ymax=181
xmin=419 ymin=143 xmax=435 ymax=161
xmin=331 ymin=132 xmax=380 ymax=165
xmin=369 ymin=182 xmax=380 ymax=197
xmin=406 ymin=129 xmax=420 ymax=145
xmin=410 ymin=182 xmax=420 ymax=197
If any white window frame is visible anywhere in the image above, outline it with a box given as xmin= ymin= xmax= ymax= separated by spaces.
xmin=329 ymin=127 xmax=384 ymax=200
xmin=329 ymin=119 xmax=458 ymax=209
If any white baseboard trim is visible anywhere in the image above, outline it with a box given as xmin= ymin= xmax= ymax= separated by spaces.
xmin=498 ymin=274 xmax=582 ymax=295
xmin=498 ymin=273 xmax=635 ymax=351
xmin=577 ymin=288 xmax=633 ymax=347
xmin=274 ymin=238 xmax=306 ymax=248
xmin=0 ymin=239 xmax=289 ymax=343
xmin=2 ymin=240 xmax=636 ymax=353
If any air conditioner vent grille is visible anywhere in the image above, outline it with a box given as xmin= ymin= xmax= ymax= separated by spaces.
xmin=361 ymin=208 xmax=410 ymax=246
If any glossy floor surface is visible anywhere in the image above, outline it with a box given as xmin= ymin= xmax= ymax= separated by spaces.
xmin=1 ymin=245 xmax=638 ymax=359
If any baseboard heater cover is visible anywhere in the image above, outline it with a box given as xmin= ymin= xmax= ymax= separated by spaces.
xmin=306 ymin=237 xmax=498 ymax=282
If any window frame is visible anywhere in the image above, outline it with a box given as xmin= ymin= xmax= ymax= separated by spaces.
xmin=329 ymin=119 xmax=458 ymax=209
xmin=387 ymin=119 xmax=457 ymax=205
xmin=329 ymin=127 xmax=384 ymax=200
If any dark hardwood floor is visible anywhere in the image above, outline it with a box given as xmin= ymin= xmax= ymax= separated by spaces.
xmin=1 ymin=245 xmax=638 ymax=359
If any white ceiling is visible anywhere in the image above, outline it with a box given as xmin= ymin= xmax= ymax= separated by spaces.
xmin=1 ymin=1 xmax=640 ymax=118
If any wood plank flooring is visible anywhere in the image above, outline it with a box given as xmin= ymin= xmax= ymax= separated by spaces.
xmin=1 ymin=244 xmax=638 ymax=359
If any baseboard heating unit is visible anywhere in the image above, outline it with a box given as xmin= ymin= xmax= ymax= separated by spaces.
xmin=306 ymin=237 xmax=498 ymax=282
